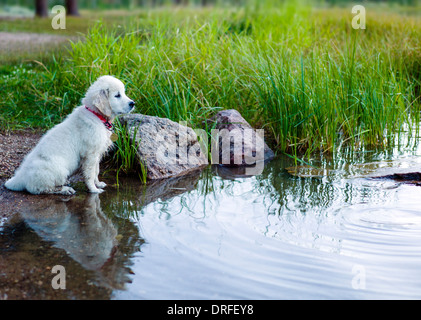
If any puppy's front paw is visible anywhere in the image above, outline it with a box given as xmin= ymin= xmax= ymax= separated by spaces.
xmin=96 ymin=181 xmax=107 ymax=188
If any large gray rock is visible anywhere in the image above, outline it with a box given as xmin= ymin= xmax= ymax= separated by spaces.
xmin=210 ymin=109 xmax=275 ymax=166
xmin=119 ymin=114 xmax=208 ymax=180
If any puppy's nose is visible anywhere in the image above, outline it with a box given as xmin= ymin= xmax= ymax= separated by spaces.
xmin=129 ymin=101 xmax=135 ymax=109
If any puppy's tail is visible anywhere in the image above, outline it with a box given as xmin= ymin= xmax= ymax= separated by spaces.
xmin=4 ymin=175 xmax=25 ymax=191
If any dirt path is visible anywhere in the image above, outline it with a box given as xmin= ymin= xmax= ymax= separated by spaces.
xmin=0 ymin=31 xmax=78 ymax=62
xmin=0 ymin=31 xmax=71 ymax=50
xmin=0 ymin=32 xmax=70 ymax=53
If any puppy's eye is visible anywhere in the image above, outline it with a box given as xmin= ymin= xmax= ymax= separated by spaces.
xmin=115 ymin=93 xmax=121 ymax=98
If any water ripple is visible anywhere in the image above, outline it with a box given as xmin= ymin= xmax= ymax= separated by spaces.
xmin=113 ymin=162 xmax=421 ymax=299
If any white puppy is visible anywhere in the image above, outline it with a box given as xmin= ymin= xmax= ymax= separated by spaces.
xmin=5 ymin=75 xmax=135 ymax=195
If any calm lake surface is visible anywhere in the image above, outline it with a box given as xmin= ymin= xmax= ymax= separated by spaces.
xmin=2 ymin=142 xmax=421 ymax=299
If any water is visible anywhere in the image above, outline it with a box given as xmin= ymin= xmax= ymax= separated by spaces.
xmin=2 ymin=147 xmax=421 ymax=299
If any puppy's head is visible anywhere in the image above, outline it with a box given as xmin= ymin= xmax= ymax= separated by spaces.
xmin=82 ymin=75 xmax=135 ymax=120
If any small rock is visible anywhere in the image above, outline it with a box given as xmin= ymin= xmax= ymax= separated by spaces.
xmin=210 ymin=109 xmax=275 ymax=166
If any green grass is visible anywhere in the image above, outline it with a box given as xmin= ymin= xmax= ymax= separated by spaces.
xmin=111 ymin=118 xmax=147 ymax=184
xmin=1 ymin=2 xmax=420 ymax=161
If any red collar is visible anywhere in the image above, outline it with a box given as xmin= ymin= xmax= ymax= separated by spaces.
xmin=85 ymin=106 xmax=113 ymax=131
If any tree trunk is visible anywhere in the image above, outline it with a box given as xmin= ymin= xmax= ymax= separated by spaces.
xmin=173 ymin=0 xmax=187 ymax=5
xmin=35 ymin=0 xmax=48 ymax=17
xmin=66 ymin=0 xmax=80 ymax=16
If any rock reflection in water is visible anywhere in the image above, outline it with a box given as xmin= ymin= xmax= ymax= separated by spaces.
xmin=100 ymin=170 xmax=203 ymax=218
xmin=212 ymin=165 xmax=254 ymax=179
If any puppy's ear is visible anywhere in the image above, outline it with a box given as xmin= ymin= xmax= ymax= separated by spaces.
xmin=93 ymin=89 xmax=112 ymax=119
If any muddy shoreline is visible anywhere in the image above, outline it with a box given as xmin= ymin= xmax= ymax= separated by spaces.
xmin=0 ymin=130 xmax=43 ymax=222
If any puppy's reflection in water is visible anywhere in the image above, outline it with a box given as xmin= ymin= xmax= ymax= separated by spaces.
xmin=6 ymin=193 xmax=139 ymax=292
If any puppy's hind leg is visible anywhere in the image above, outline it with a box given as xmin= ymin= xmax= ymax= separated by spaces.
xmin=25 ymin=183 xmax=75 ymax=195
xmin=53 ymin=186 xmax=76 ymax=195
xmin=24 ymin=169 xmax=74 ymax=195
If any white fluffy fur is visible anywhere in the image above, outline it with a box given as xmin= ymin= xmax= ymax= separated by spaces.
xmin=5 ymin=75 xmax=134 ymax=195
